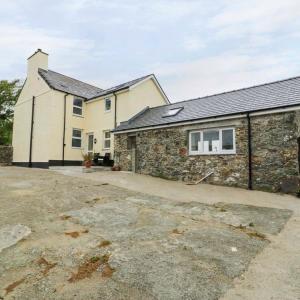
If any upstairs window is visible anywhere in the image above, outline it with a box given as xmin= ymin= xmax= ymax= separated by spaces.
xmin=162 ymin=107 xmax=183 ymax=118
xmin=105 ymin=98 xmax=111 ymax=112
xmin=73 ymin=98 xmax=83 ymax=116
xmin=189 ymin=128 xmax=235 ymax=155
xmin=103 ymin=130 xmax=111 ymax=149
xmin=72 ymin=128 xmax=82 ymax=148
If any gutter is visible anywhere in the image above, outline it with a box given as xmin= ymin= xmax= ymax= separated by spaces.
xmin=246 ymin=113 xmax=253 ymax=190
xmin=29 ymin=96 xmax=35 ymax=168
xmin=62 ymin=93 xmax=69 ymax=165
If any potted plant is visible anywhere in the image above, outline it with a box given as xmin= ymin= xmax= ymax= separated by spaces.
xmin=82 ymin=153 xmax=93 ymax=168
xmin=111 ymin=164 xmax=121 ymax=171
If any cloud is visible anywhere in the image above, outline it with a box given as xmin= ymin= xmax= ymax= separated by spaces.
xmin=210 ymin=0 xmax=300 ymax=38
xmin=154 ymin=51 xmax=299 ymax=101
xmin=0 ymin=24 xmax=94 ymax=78
xmin=183 ymin=37 xmax=206 ymax=52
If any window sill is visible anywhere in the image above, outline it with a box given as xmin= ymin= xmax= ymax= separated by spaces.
xmin=73 ymin=114 xmax=84 ymax=118
xmin=189 ymin=152 xmax=236 ymax=156
xmin=72 ymin=147 xmax=83 ymax=150
xmin=104 ymin=110 xmax=111 ymax=113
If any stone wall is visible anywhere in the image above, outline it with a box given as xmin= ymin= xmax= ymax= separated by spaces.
xmin=114 ymin=111 xmax=300 ymax=192
xmin=0 ymin=146 xmax=13 ymax=165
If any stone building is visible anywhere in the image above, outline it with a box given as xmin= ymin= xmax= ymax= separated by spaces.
xmin=113 ymin=76 xmax=300 ymax=193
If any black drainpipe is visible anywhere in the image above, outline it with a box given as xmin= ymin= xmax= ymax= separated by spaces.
xmin=113 ymin=92 xmax=118 ymax=129
xmin=247 ymin=112 xmax=253 ymax=190
xmin=29 ymin=96 xmax=35 ymax=168
xmin=62 ymin=93 xmax=68 ymax=166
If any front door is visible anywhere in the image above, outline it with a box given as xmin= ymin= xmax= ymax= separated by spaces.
xmin=87 ymin=133 xmax=94 ymax=154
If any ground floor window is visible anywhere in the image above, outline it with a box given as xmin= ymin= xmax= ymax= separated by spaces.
xmin=189 ymin=127 xmax=235 ymax=155
xmin=72 ymin=128 xmax=82 ymax=148
xmin=103 ymin=130 xmax=111 ymax=149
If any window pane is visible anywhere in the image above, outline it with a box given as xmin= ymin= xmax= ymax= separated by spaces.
xmin=104 ymin=140 xmax=111 ymax=149
xmin=73 ymin=98 xmax=83 ymax=107
xmin=190 ymin=132 xmax=200 ymax=151
xmin=73 ymin=106 xmax=82 ymax=115
xmin=88 ymin=135 xmax=93 ymax=151
xmin=203 ymin=130 xmax=219 ymax=152
xmin=163 ymin=107 xmax=183 ymax=117
xmin=72 ymin=138 xmax=81 ymax=148
xmin=222 ymin=129 xmax=234 ymax=150
xmin=73 ymin=129 xmax=81 ymax=138
xmin=105 ymin=99 xmax=111 ymax=111
xmin=105 ymin=131 xmax=110 ymax=138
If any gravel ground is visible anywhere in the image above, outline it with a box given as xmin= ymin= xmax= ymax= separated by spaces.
xmin=0 ymin=167 xmax=294 ymax=299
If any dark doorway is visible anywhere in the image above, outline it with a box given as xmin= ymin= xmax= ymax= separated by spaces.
xmin=127 ymin=135 xmax=137 ymax=172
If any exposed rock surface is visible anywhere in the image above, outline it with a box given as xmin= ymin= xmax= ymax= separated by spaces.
xmin=0 ymin=224 xmax=31 ymax=253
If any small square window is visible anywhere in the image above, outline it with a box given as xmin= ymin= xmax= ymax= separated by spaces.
xmin=72 ymin=129 xmax=82 ymax=148
xmin=73 ymin=98 xmax=83 ymax=116
xmin=105 ymin=98 xmax=111 ymax=112
xmin=190 ymin=132 xmax=200 ymax=152
xmin=103 ymin=130 xmax=111 ymax=149
xmin=222 ymin=129 xmax=234 ymax=150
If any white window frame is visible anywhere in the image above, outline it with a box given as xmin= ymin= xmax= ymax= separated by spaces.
xmin=73 ymin=98 xmax=83 ymax=117
xmin=72 ymin=128 xmax=83 ymax=149
xmin=189 ymin=127 xmax=236 ymax=155
xmin=105 ymin=98 xmax=111 ymax=112
xmin=103 ymin=130 xmax=111 ymax=150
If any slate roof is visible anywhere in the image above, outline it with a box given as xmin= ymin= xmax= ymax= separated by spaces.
xmin=87 ymin=74 xmax=154 ymax=100
xmin=38 ymin=69 xmax=157 ymax=100
xmin=114 ymin=76 xmax=300 ymax=132
xmin=38 ymin=69 xmax=103 ymax=99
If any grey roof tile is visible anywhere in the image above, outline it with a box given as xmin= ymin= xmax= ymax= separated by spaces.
xmin=38 ymin=68 xmax=103 ymax=98
xmin=87 ymin=74 xmax=153 ymax=100
xmin=115 ymin=76 xmax=300 ymax=132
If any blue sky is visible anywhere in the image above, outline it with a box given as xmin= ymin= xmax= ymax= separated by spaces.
xmin=1 ymin=0 xmax=300 ymax=102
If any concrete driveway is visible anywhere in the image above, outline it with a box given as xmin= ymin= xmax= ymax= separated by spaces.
xmin=0 ymin=167 xmax=299 ymax=299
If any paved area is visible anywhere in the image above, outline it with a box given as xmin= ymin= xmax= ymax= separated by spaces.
xmin=0 ymin=167 xmax=299 ymax=299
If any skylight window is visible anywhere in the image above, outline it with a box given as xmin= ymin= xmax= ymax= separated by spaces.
xmin=162 ymin=107 xmax=183 ymax=118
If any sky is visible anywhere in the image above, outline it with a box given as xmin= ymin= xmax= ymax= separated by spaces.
xmin=1 ymin=0 xmax=300 ymax=102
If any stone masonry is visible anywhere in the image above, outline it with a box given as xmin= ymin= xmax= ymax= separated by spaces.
xmin=0 ymin=146 xmax=13 ymax=165
xmin=114 ymin=111 xmax=300 ymax=192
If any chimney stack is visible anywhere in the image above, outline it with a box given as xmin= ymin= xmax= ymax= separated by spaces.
xmin=27 ymin=49 xmax=48 ymax=79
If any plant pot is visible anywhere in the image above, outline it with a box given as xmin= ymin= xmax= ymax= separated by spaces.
xmin=111 ymin=165 xmax=121 ymax=171
xmin=84 ymin=160 xmax=92 ymax=168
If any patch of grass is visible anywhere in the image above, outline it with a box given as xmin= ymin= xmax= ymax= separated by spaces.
xmin=101 ymin=264 xmax=115 ymax=278
xmin=65 ymin=231 xmax=80 ymax=238
xmin=37 ymin=257 xmax=57 ymax=275
xmin=172 ymin=229 xmax=184 ymax=234
xmin=68 ymin=254 xmax=112 ymax=283
xmin=60 ymin=215 xmax=71 ymax=220
xmin=235 ymin=224 xmax=267 ymax=241
xmin=64 ymin=229 xmax=89 ymax=238
xmin=5 ymin=278 xmax=26 ymax=295
xmin=99 ymin=240 xmax=111 ymax=248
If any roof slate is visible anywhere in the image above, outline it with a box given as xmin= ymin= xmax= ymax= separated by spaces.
xmin=38 ymin=69 xmax=154 ymax=100
xmin=114 ymin=76 xmax=300 ymax=132
xmin=87 ymin=74 xmax=153 ymax=100
xmin=38 ymin=69 xmax=103 ymax=99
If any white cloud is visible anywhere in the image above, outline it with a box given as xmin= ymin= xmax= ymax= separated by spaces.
xmin=210 ymin=0 xmax=300 ymax=38
xmin=0 ymin=25 xmax=94 ymax=78
xmin=183 ymin=37 xmax=206 ymax=52
xmin=154 ymin=51 xmax=299 ymax=101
